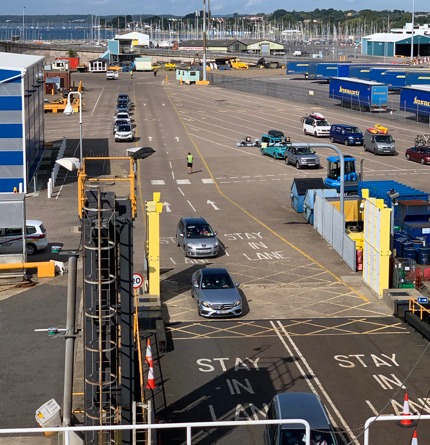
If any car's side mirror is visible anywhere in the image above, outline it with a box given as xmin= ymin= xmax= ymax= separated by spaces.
xmin=235 ymin=283 xmax=240 ymax=287
xmin=194 ymin=283 xmax=199 ymax=288
xmin=214 ymin=231 xmax=218 ymax=236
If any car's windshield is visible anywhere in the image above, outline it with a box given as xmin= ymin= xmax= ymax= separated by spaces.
xmin=422 ymin=148 xmax=430 ymax=154
xmin=316 ymin=120 xmax=329 ymax=126
xmin=346 ymin=127 xmax=361 ymax=134
xmin=375 ymin=135 xmax=393 ymax=142
xmin=202 ymin=274 xmax=234 ymax=289
xmin=187 ymin=224 xmax=214 ymax=238
xmin=118 ymin=125 xmax=131 ymax=131
xmin=297 ymin=147 xmax=312 ymax=154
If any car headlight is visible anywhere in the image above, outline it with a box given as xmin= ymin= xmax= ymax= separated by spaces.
xmin=214 ymin=241 xmax=219 ymax=248
xmin=201 ymin=301 xmax=211 ymax=308
xmin=186 ymin=243 xmax=195 ymax=249
xmin=233 ymin=300 xmax=241 ymax=307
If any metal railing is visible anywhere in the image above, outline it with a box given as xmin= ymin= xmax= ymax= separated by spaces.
xmin=409 ymin=297 xmax=430 ymax=320
xmin=0 ymin=419 xmax=311 ymax=445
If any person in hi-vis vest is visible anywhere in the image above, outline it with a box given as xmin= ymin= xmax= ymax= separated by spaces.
xmin=187 ymin=152 xmax=193 ymax=174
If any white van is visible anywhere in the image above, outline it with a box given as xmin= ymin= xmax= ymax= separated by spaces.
xmin=0 ymin=220 xmax=49 ymax=255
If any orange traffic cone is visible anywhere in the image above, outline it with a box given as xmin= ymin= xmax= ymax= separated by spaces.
xmin=146 ymin=338 xmax=157 ymax=389
xmin=411 ymin=431 xmax=418 ymax=445
xmin=398 ymin=393 xmax=415 ymax=427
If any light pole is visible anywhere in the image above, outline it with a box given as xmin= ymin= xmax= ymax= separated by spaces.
xmin=410 ymin=0 xmax=415 ymax=60
xmin=22 ymin=6 xmax=25 ymax=41
xmin=63 ymin=92 xmax=83 ymax=167
xmin=202 ymin=0 xmax=207 ymax=81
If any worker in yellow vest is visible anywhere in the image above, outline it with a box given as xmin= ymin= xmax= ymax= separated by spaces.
xmin=187 ymin=152 xmax=193 ymax=174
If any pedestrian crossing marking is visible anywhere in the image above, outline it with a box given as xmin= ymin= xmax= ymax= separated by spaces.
xmin=151 ymin=180 xmax=165 ymax=185
xmin=202 ymin=178 xmax=214 ymax=184
xmin=176 ymin=179 xmax=191 ymax=185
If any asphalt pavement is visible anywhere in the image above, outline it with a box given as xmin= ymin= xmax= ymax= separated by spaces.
xmin=0 ymin=68 xmax=405 ymax=443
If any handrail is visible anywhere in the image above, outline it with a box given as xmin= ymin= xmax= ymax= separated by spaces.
xmin=409 ymin=297 xmax=430 ymax=320
xmin=0 ymin=419 xmax=311 ymax=445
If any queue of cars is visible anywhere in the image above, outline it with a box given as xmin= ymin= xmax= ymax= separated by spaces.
xmin=113 ymin=94 xmax=134 ymax=142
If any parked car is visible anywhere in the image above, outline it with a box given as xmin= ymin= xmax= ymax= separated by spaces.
xmin=0 ymin=220 xmax=48 ymax=255
xmin=114 ymin=124 xmax=134 ymax=142
xmin=114 ymin=112 xmax=131 ymax=124
xmin=176 ymin=217 xmax=219 ymax=258
xmin=330 ymin=124 xmax=363 ymax=146
xmin=263 ymin=392 xmax=338 ymax=445
xmin=259 ymin=130 xmax=291 ymax=159
xmin=117 ymin=94 xmax=131 ymax=106
xmin=113 ymin=119 xmax=130 ymax=135
xmin=284 ymin=145 xmax=320 ymax=169
xmin=363 ymin=128 xmax=396 ymax=155
xmin=191 ymin=268 xmax=242 ymax=318
xmin=115 ymin=104 xmax=130 ymax=114
xmin=302 ymin=112 xmax=331 ymax=137
xmin=405 ymin=146 xmax=430 ymax=165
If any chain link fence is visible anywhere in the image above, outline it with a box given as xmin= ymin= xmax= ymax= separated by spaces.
xmin=208 ymin=72 xmax=430 ymax=130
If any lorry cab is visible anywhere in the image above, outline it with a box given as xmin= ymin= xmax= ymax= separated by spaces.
xmin=363 ymin=125 xmax=397 ymax=155
xmin=324 ymin=154 xmax=359 ymax=193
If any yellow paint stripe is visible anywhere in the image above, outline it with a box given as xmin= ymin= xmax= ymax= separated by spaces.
xmin=165 ymin=85 xmax=369 ymax=303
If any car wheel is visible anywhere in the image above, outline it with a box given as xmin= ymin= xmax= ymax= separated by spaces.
xmin=364 ymin=144 xmax=367 ymax=152
xmin=314 ymin=131 xmax=318 ymax=137
xmin=303 ymin=129 xmax=307 ymax=135
xmin=296 ymin=161 xmax=301 ymax=169
xmin=273 ymin=152 xmax=277 ymax=159
xmin=329 ymin=136 xmax=334 ymax=142
xmin=406 ymin=153 xmax=410 ymax=160
xmin=27 ymin=243 xmax=36 ymax=255
xmin=260 ymin=148 xmax=264 ymax=155
xmin=285 ymin=157 xmax=289 ymax=165
xmin=421 ymin=158 xmax=425 ymax=165
xmin=344 ymin=140 xmax=349 ymax=146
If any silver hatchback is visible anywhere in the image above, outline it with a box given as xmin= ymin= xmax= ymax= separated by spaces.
xmin=176 ymin=217 xmax=219 ymax=258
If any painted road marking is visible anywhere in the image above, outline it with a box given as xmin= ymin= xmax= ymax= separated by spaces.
xmin=151 ymin=180 xmax=165 ymax=185
xmin=202 ymin=178 xmax=214 ymax=184
xmin=177 ymin=179 xmax=191 ymax=185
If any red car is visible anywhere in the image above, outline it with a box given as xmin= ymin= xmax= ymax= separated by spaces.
xmin=405 ymin=146 xmax=430 ymax=165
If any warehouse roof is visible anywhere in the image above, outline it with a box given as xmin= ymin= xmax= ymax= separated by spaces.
xmin=0 ymin=52 xmax=44 ymax=70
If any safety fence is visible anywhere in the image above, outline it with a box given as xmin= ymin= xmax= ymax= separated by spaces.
xmin=0 ymin=419 xmax=311 ymax=445
xmin=208 ymin=73 xmax=429 ymax=126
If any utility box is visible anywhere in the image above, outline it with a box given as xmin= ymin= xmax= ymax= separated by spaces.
xmin=35 ymin=398 xmax=61 ymax=436
xmin=290 ymin=178 xmax=324 ymax=213
xmin=303 ymin=188 xmax=337 ymax=224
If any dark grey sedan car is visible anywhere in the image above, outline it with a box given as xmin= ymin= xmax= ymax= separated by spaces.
xmin=191 ymin=268 xmax=242 ymax=318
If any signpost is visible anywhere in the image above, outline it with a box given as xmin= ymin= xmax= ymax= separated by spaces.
xmin=133 ymin=273 xmax=144 ymax=289
xmin=417 ymin=296 xmax=428 ymax=304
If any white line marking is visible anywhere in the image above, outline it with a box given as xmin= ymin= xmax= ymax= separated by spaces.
xmin=187 ymin=200 xmax=196 ymax=212
xmin=171 ymin=171 xmax=175 ymax=180
xmin=178 ymin=187 xmax=185 ymax=196
xmin=272 ymin=320 xmax=359 ymax=444
xmin=169 ymin=161 xmax=173 ymax=169
xmin=202 ymin=178 xmax=214 ymax=184
xmin=177 ymin=179 xmax=191 ymax=185
xmin=151 ymin=180 xmax=165 ymax=185
xmin=170 ymin=257 xmax=177 ymax=265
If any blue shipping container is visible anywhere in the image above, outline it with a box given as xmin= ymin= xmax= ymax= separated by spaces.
xmin=286 ymin=61 xmax=316 ymax=75
xmin=329 ymin=77 xmax=388 ymax=112
xmin=400 ymin=85 xmax=430 ymax=117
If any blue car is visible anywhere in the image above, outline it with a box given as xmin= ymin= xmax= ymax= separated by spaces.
xmin=259 ymin=129 xmax=291 ymax=159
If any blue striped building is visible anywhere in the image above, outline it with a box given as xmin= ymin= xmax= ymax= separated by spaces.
xmin=0 ymin=52 xmax=45 ymax=193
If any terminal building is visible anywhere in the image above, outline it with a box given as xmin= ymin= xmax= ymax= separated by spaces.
xmin=362 ymin=23 xmax=430 ymax=58
xmin=0 ymin=52 xmax=45 ymax=193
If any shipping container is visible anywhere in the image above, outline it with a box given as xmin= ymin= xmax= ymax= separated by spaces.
xmin=286 ymin=61 xmax=315 ymax=75
xmin=329 ymin=77 xmax=389 ymax=112
xmin=400 ymin=85 xmax=430 ymax=118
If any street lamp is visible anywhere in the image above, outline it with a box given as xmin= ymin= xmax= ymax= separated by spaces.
xmin=387 ymin=188 xmax=400 ymax=250
xmin=63 ymin=92 xmax=83 ymax=167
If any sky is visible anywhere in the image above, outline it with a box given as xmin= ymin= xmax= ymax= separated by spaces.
xmin=3 ymin=0 xmax=425 ymax=17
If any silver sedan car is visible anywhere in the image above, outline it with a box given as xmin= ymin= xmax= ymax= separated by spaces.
xmin=191 ymin=268 xmax=242 ymax=318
